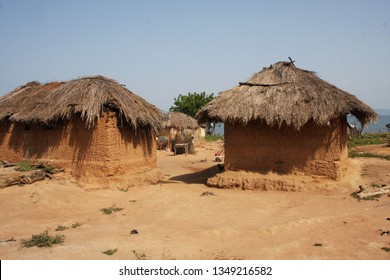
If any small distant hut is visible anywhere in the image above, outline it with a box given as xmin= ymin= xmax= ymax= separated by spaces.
xmin=158 ymin=111 xmax=203 ymax=153
xmin=0 ymin=76 xmax=164 ymax=188
xmin=197 ymin=61 xmax=377 ymax=189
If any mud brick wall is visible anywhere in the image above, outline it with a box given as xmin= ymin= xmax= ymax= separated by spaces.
xmin=0 ymin=112 xmax=156 ymax=181
xmin=224 ymin=117 xmax=348 ymax=180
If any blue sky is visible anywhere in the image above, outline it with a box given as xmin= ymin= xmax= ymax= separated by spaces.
xmin=0 ymin=0 xmax=389 ymax=111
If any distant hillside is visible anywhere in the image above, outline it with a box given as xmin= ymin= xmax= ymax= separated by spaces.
xmin=375 ymin=109 xmax=390 ymax=116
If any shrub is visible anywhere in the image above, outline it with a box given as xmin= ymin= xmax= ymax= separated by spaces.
xmin=43 ymin=165 xmax=55 ymax=174
xmin=351 ymin=192 xmax=383 ymax=201
xmin=102 ymin=248 xmax=118 ymax=255
xmin=100 ymin=205 xmax=124 ymax=215
xmin=55 ymin=225 xmax=69 ymax=231
xmin=16 ymin=162 xmax=36 ymax=172
xmin=21 ymin=230 xmax=64 ymax=248
xmin=72 ymin=222 xmax=83 ymax=228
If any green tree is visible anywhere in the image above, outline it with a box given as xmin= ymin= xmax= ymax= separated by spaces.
xmin=169 ymin=92 xmax=214 ymax=118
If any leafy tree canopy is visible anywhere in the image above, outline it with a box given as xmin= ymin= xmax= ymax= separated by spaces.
xmin=169 ymin=92 xmax=214 ymax=118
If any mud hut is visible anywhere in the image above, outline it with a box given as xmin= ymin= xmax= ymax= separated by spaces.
xmin=197 ymin=61 xmax=377 ymax=189
xmin=0 ymin=76 xmax=164 ymax=188
xmin=158 ymin=111 xmax=203 ymax=153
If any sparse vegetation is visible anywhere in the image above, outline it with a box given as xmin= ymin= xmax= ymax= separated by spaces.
xmin=15 ymin=162 xmax=36 ymax=172
xmin=132 ymin=250 xmax=148 ymax=260
xmin=347 ymin=133 xmax=388 ymax=148
xmin=118 ymin=187 xmax=128 ymax=192
xmin=212 ymin=250 xmax=242 ymax=260
xmin=351 ymin=192 xmax=383 ymax=201
xmin=102 ymin=248 xmax=118 ymax=255
xmin=72 ymin=222 xmax=82 ymax=228
xmin=201 ymin=191 xmax=217 ymax=196
xmin=1 ymin=238 xmax=16 ymax=243
xmin=205 ymin=134 xmax=223 ymax=142
xmin=20 ymin=230 xmax=64 ymax=248
xmin=100 ymin=204 xmax=124 ymax=215
xmin=381 ymin=247 xmax=390 ymax=252
xmin=313 ymin=243 xmax=323 ymax=247
xmin=43 ymin=165 xmax=55 ymax=174
xmin=348 ymin=133 xmax=390 ymax=159
xmin=55 ymin=225 xmax=69 ymax=231
xmin=348 ymin=150 xmax=390 ymax=160
xmin=55 ymin=222 xmax=82 ymax=231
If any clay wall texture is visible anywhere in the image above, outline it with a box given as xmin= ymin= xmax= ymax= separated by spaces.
xmin=0 ymin=112 xmax=156 ymax=181
xmin=224 ymin=117 xmax=348 ymax=179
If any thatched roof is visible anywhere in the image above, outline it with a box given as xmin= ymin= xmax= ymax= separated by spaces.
xmin=196 ymin=61 xmax=377 ymax=129
xmin=0 ymin=76 xmax=164 ymax=132
xmin=163 ymin=111 xmax=199 ymax=129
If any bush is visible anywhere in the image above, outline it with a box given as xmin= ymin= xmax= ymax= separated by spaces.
xmin=55 ymin=225 xmax=69 ymax=231
xmin=100 ymin=205 xmax=124 ymax=215
xmin=72 ymin=222 xmax=82 ymax=228
xmin=16 ymin=162 xmax=36 ymax=172
xmin=102 ymin=248 xmax=118 ymax=255
xmin=21 ymin=230 xmax=64 ymax=248
xmin=43 ymin=165 xmax=55 ymax=174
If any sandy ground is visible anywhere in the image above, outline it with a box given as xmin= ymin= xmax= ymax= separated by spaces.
xmin=0 ymin=141 xmax=389 ymax=260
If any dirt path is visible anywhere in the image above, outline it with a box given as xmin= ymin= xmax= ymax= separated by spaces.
xmin=0 ymin=142 xmax=389 ymax=260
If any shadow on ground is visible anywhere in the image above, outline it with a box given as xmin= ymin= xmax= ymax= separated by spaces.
xmin=169 ymin=165 xmax=223 ymax=184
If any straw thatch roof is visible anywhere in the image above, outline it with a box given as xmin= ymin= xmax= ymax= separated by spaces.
xmin=163 ymin=111 xmax=199 ymax=130
xmin=0 ymin=76 xmax=164 ymax=132
xmin=196 ymin=61 xmax=377 ymax=130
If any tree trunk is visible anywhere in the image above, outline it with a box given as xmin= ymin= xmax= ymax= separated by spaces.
xmin=0 ymin=170 xmax=47 ymax=189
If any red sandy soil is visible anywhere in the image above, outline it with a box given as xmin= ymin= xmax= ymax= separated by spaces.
xmin=0 ymin=141 xmax=389 ymax=260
